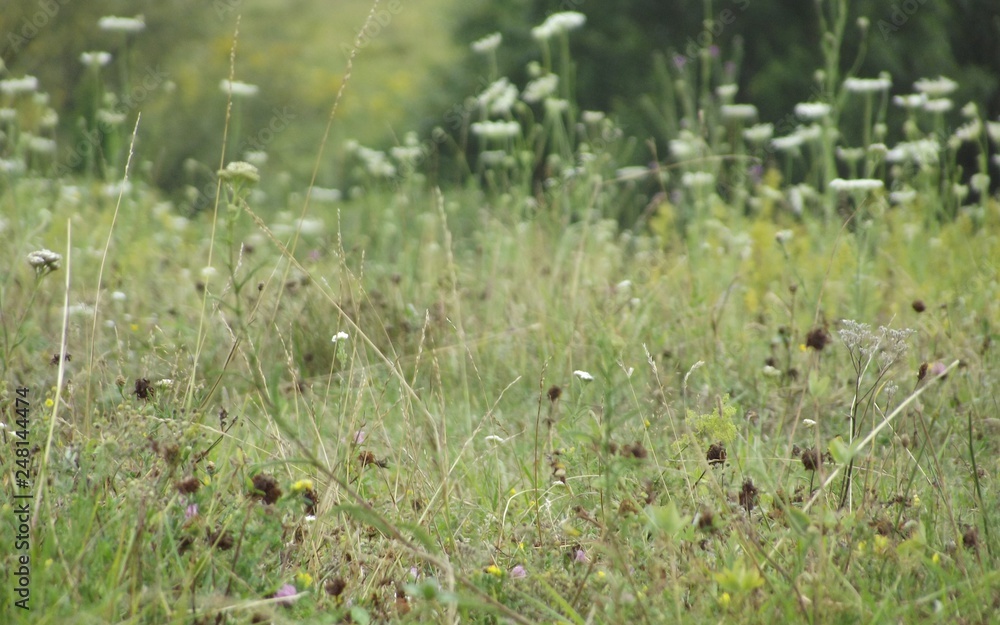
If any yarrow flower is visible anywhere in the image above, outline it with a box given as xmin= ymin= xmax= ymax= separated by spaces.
xmin=892 ymin=93 xmax=927 ymax=109
xmin=720 ymin=104 xmax=758 ymax=121
xmin=471 ymin=32 xmax=502 ymax=54
xmin=98 ymin=15 xmax=146 ymax=34
xmin=471 ymin=120 xmax=520 ymax=140
xmin=477 ymin=78 xmax=519 ymax=115
xmin=27 ymin=249 xmax=62 ymax=273
xmin=522 ymin=74 xmax=559 ymax=103
xmin=843 ymin=76 xmax=892 ymax=93
xmin=331 ymin=331 xmax=349 ymax=343
xmin=218 ymin=161 xmax=260 ymax=185
xmin=743 ymin=123 xmax=773 ymax=143
xmin=219 ymin=79 xmax=259 ymax=98
xmin=913 ymin=76 xmax=958 ymax=97
xmin=573 ymin=370 xmax=594 ymax=382
xmin=828 ymin=178 xmax=884 ymax=193
xmin=531 ymin=11 xmax=586 ymax=41
xmin=0 ymin=76 xmax=39 ymax=96
xmin=80 ymin=51 xmax=112 ymax=68
xmin=794 ymin=102 xmax=832 ymax=119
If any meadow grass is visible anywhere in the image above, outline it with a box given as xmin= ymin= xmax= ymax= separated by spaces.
xmin=2 ymin=4 xmax=1000 ymax=624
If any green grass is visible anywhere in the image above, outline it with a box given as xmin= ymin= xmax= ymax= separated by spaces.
xmin=2 ymin=3 xmax=1000 ymax=624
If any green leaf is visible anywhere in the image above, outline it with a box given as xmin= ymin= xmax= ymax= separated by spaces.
xmin=644 ymin=500 xmax=686 ymax=537
xmin=349 ymin=606 xmax=371 ymax=625
xmin=828 ymin=437 xmax=854 ymax=464
xmin=785 ymin=507 xmax=812 ymax=534
xmin=807 ymin=370 xmax=830 ymax=397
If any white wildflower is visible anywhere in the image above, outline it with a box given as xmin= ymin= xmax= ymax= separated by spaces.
xmin=111 ymin=290 xmax=127 ymax=301
xmin=923 ymin=98 xmax=953 ymax=114
xmin=331 ymin=331 xmax=349 ymax=343
xmin=802 ymin=419 xmax=817 ymax=427
xmin=309 ymin=187 xmax=342 ymax=202
xmin=219 ymin=79 xmax=259 ymax=98
xmin=471 ymin=32 xmax=502 ymax=54
xmin=98 ymin=15 xmax=146 ymax=34
xmin=743 ymin=123 xmax=773 ymax=143
xmin=774 ymin=229 xmax=793 ymax=245
xmin=720 ymin=104 xmax=758 ymax=121
xmin=96 ymin=109 xmax=126 ymax=126
xmin=835 ymin=146 xmax=865 ymax=163
xmin=80 ymin=51 xmax=112 ymax=68
xmin=0 ymin=76 xmax=39 ymax=95
xmin=794 ymin=124 xmax=823 ymax=142
xmin=573 ymin=370 xmax=594 ymax=382
xmin=616 ymin=166 xmax=649 ymax=180
xmin=952 ymin=118 xmax=982 ymax=143
xmin=772 ymin=134 xmax=804 ymax=151
xmin=218 ymin=161 xmax=259 ymax=184
xmin=27 ymin=249 xmax=62 ymax=271
xmin=544 ymin=98 xmax=569 ymax=115
xmin=28 ymin=136 xmax=56 ymax=154
xmin=532 ymin=11 xmax=586 ymax=41
xmin=522 ymin=74 xmax=559 ymax=103
xmin=844 ymin=76 xmax=892 ymax=93
xmin=828 ymin=178 xmax=884 ymax=192
xmin=243 ymin=150 xmax=268 ymax=166
xmin=889 ymin=188 xmax=917 ymax=204
xmin=716 ymin=83 xmax=739 ymax=100
xmin=892 ymin=93 xmax=927 ymax=109
xmin=581 ymin=110 xmax=605 ymax=124
xmin=794 ymin=102 xmax=831 ymax=119
xmin=913 ymin=76 xmax=958 ymax=97
xmin=471 ymin=120 xmax=520 ymax=140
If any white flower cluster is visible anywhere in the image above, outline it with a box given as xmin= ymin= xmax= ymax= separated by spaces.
xmin=0 ymin=76 xmax=39 ymax=95
xmin=471 ymin=120 xmax=520 ymax=140
xmin=531 ymin=11 xmax=586 ymax=41
xmin=478 ymin=78 xmax=519 ymax=115
xmin=80 ymin=51 xmax=112 ymax=68
xmin=98 ymin=15 xmax=146 ymax=34
xmin=828 ymin=178 xmax=884 ymax=193
xmin=844 ymin=75 xmax=892 ymax=93
xmin=471 ymin=32 xmax=502 ymax=54
xmin=220 ymin=79 xmax=259 ymax=98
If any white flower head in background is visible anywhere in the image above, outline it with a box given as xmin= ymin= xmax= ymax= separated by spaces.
xmin=913 ymin=76 xmax=958 ymax=97
xmin=331 ymin=331 xmax=349 ymax=344
xmin=573 ymin=370 xmax=594 ymax=382
xmin=471 ymin=32 xmax=502 ymax=54
xmin=219 ymin=79 xmax=259 ymax=98
xmin=80 ymin=51 xmax=112 ymax=68
xmin=794 ymin=102 xmax=831 ymax=120
xmin=531 ymin=11 xmax=586 ymax=41
xmin=98 ymin=15 xmax=146 ymax=34
xmin=27 ymin=249 xmax=62 ymax=274
xmin=218 ymin=161 xmax=260 ymax=185
xmin=828 ymin=178 xmax=884 ymax=193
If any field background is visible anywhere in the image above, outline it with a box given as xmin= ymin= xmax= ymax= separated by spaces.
xmin=2 ymin=1 xmax=1000 ymax=623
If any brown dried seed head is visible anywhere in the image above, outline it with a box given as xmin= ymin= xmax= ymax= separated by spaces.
xmin=176 ymin=476 xmax=201 ymax=495
xmin=801 ymin=447 xmax=820 ymax=472
xmin=707 ymin=442 xmax=726 ymax=466
xmin=250 ymin=473 xmax=282 ymax=505
xmin=805 ymin=327 xmax=831 ymax=351
xmin=739 ymin=478 xmax=759 ymax=513
xmin=911 ymin=299 xmax=926 ymax=313
xmin=547 ymin=385 xmax=562 ymax=402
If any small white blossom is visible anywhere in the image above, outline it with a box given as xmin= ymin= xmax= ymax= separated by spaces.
xmin=913 ymin=76 xmax=958 ymax=97
xmin=80 ymin=51 xmax=112 ymax=68
xmin=219 ymin=79 xmax=259 ymax=98
xmin=771 ymin=134 xmax=804 ymax=152
xmin=331 ymin=331 xmax=349 ymax=343
xmin=522 ymin=74 xmax=559 ymax=103
xmin=0 ymin=76 xmax=39 ymax=95
xmin=828 ymin=178 xmax=884 ymax=192
xmin=774 ymin=229 xmax=793 ymax=245
xmin=98 ymin=15 xmax=146 ymax=34
xmin=218 ymin=161 xmax=260 ymax=184
xmin=581 ymin=110 xmax=605 ymax=124
xmin=27 ymin=249 xmax=62 ymax=271
xmin=681 ymin=171 xmax=715 ymax=189
xmin=471 ymin=120 xmax=520 ymax=140
xmin=743 ymin=123 xmax=773 ymax=143
xmin=111 ymin=290 xmax=127 ymax=301
xmin=892 ymin=93 xmax=927 ymax=109
xmin=794 ymin=102 xmax=831 ymax=119
xmin=471 ymin=32 xmax=502 ymax=54
xmin=952 ymin=119 xmax=982 ymax=143
xmin=715 ymin=83 xmax=738 ymax=100
xmin=802 ymin=419 xmax=817 ymax=427
xmin=531 ymin=11 xmax=586 ymax=41
xmin=923 ymin=98 xmax=953 ymax=114
xmin=844 ymin=76 xmax=892 ymax=93
xmin=720 ymin=104 xmax=758 ymax=121
xmin=310 ymin=187 xmax=342 ymax=202
xmin=889 ymin=188 xmax=917 ymax=204
xmin=573 ymin=370 xmax=594 ymax=382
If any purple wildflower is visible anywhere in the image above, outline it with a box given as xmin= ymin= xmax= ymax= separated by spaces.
xmin=272 ymin=583 xmax=299 ymax=606
xmin=510 ymin=565 xmax=527 ymax=579
xmin=574 ymin=548 xmax=588 ymax=563
xmin=185 ymin=504 xmax=199 ymax=520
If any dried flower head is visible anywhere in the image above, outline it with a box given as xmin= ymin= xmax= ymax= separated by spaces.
xmin=801 ymin=447 xmax=821 ymax=472
xmin=176 ymin=476 xmax=201 ymax=495
xmin=911 ymin=299 xmax=926 ymax=313
xmin=547 ymin=385 xmax=562 ymax=402
xmin=739 ymin=478 xmax=759 ymax=513
xmin=250 ymin=473 xmax=282 ymax=505
xmin=806 ymin=327 xmax=831 ymax=351
xmin=707 ymin=442 xmax=727 ymax=466
xmin=27 ymin=249 xmax=62 ymax=274
xmin=133 ymin=378 xmax=154 ymax=400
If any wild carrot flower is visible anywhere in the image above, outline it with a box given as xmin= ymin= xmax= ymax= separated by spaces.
xmin=331 ymin=331 xmax=349 ymax=343
xmin=98 ymin=15 xmax=146 ymax=34
xmin=522 ymin=74 xmax=558 ymax=103
xmin=80 ymin=52 xmax=112 ymax=68
xmin=913 ymin=76 xmax=958 ymax=97
xmin=219 ymin=79 xmax=259 ymax=98
xmin=27 ymin=249 xmax=62 ymax=273
xmin=923 ymin=98 xmax=953 ymax=113
xmin=828 ymin=178 xmax=884 ymax=193
xmin=794 ymin=102 xmax=831 ymax=119
xmin=0 ymin=76 xmax=39 ymax=95
xmin=573 ymin=370 xmax=594 ymax=382
xmin=720 ymin=104 xmax=757 ymax=121
xmin=843 ymin=75 xmax=892 ymax=93
xmin=471 ymin=32 xmax=502 ymax=54
xmin=743 ymin=123 xmax=773 ymax=143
